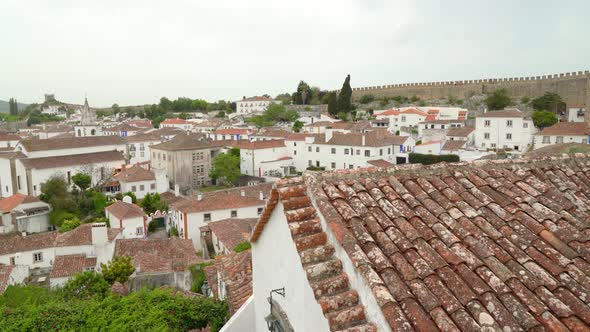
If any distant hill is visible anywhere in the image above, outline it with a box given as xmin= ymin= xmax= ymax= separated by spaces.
xmin=0 ymin=100 xmax=30 ymax=113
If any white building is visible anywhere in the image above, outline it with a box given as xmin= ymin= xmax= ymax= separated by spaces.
xmin=16 ymin=136 xmax=125 ymax=159
xmin=49 ymin=254 xmax=97 ymax=288
xmin=105 ymin=199 xmax=147 ymax=239
xmin=413 ymin=140 xmax=443 ymax=155
xmin=474 ymin=109 xmax=536 ymax=152
xmin=235 ymin=96 xmax=276 ymax=116
xmin=567 ymin=105 xmax=586 ymax=122
xmin=0 ymin=264 xmax=28 ymax=293
xmin=0 ymin=133 xmax=20 ymax=150
xmin=74 ymin=98 xmax=103 ymax=137
xmin=160 ymin=118 xmax=193 ymax=131
xmin=234 ymin=140 xmax=292 ymax=178
xmin=169 ymin=183 xmax=271 ymax=249
xmin=533 ymin=122 xmax=590 ymax=150
xmin=107 ymin=164 xmax=167 ymax=199
xmin=207 ymin=128 xmax=254 ymax=141
xmin=375 ymin=108 xmax=429 ymax=133
xmin=0 ymin=194 xmax=51 ymax=234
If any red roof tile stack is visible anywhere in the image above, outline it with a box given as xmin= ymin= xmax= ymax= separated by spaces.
xmin=252 ymin=178 xmax=377 ymax=332
xmin=303 ymin=155 xmax=590 ymax=331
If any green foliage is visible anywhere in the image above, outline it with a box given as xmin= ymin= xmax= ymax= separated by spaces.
xmin=170 ymin=226 xmax=179 ymax=237
xmin=40 ymin=177 xmax=72 ymax=211
xmin=337 ymin=74 xmax=352 ymax=114
xmin=123 ymin=191 xmax=137 ymax=203
xmin=521 ymin=96 xmax=530 ymax=104
xmin=0 ymin=286 xmax=228 ymax=332
xmin=379 ymin=98 xmax=390 ymax=107
xmin=0 ymin=285 xmax=55 ymax=308
xmin=233 ymin=242 xmax=251 ymax=253
xmin=189 ymin=262 xmax=215 ymax=294
xmin=59 ymin=271 xmax=110 ymax=300
xmin=246 ymin=103 xmax=299 ymax=128
xmin=26 ymin=110 xmax=65 ymax=126
xmin=325 ymin=91 xmax=338 ymax=116
xmin=210 ymin=149 xmax=241 ymax=186
xmin=306 ymin=166 xmax=326 ymax=171
xmin=49 ymin=209 xmax=77 ymax=227
xmin=148 ymin=220 xmax=158 ymax=233
xmin=531 ymin=110 xmax=558 ymax=129
xmin=409 ymin=153 xmax=460 ymax=165
xmin=337 ymin=111 xmax=348 ymax=121
xmin=100 ymin=256 xmax=136 ymax=285
xmin=484 ymin=89 xmax=512 ymax=110
xmin=292 ymin=120 xmax=304 ymax=133
xmin=141 ymin=193 xmax=168 ymax=215
xmin=418 ymin=100 xmax=427 ymax=107
xmin=359 ymin=94 xmax=375 ymax=104
xmin=275 ymin=93 xmax=292 ymax=105
xmin=531 ymin=92 xmax=565 ymax=113
xmin=8 ymin=97 xmax=19 ymax=116
xmin=92 ymin=191 xmax=107 ymax=215
xmin=60 ymin=217 xmax=81 ymax=232
xmin=410 ymin=95 xmax=420 ymax=103
xmin=292 ymin=81 xmax=312 ymax=105
xmin=72 ymin=173 xmax=92 ymax=191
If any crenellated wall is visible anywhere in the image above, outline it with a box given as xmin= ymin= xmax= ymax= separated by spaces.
xmin=348 ymin=70 xmax=590 ymax=107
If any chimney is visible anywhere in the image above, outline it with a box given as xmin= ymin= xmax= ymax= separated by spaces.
xmin=362 ymin=133 xmax=366 ymax=146
xmin=92 ymin=223 xmax=108 ymax=246
xmin=174 ymin=184 xmax=180 ymax=197
xmin=241 ymin=189 xmax=245 ymax=197
xmin=197 ymin=193 xmax=203 ymax=201
xmin=259 ymin=191 xmax=264 ymax=200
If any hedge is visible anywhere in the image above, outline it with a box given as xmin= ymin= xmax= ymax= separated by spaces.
xmin=409 ymin=153 xmax=460 ymax=165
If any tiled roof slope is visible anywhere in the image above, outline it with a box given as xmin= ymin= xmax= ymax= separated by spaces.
xmin=50 ymin=254 xmax=97 ymax=278
xmin=215 ymin=250 xmax=253 ymax=314
xmin=306 ymin=155 xmax=590 ymax=331
xmin=252 ymin=178 xmax=377 ymax=332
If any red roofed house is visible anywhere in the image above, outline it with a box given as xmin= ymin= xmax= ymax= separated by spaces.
xmin=228 ymin=155 xmax=590 ymax=331
xmin=207 ymin=128 xmax=254 ymax=141
xmin=231 ymin=140 xmax=293 ymax=178
xmin=105 ymin=198 xmax=147 ymax=239
xmin=0 ymin=193 xmax=51 ymax=234
xmin=0 ymin=132 xmax=21 ymax=150
xmin=170 ymin=183 xmax=271 ymax=249
xmin=0 ymin=264 xmax=28 ymax=293
xmin=49 ymin=254 xmax=97 ymax=288
xmin=534 ymin=122 xmax=590 ymax=150
xmin=159 ymin=118 xmax=193 ymax=131
xmin=199 ymin=217 xmax=257 ymax=257
xmin=110 ymin=164 xmax=167 ymax=199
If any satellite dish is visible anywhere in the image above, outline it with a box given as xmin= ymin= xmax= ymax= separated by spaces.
xmin=122 ymin=196 xmax=133 ymax=204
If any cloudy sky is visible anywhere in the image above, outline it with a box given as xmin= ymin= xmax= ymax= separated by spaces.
xmin=1 ymin=0 xmax=589 ymax=107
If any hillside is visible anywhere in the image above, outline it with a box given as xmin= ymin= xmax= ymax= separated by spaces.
xmin=0 ymin=99 xmax=29 ymax=113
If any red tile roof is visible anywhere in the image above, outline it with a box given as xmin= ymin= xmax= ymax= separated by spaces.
xmin=106 ymin=201 xmax=146 ymax=220
xmin=322 ymin=130 xmax=408 ymax=147
xmin=114 ymin=237 xmax=201 ymax=273
xmin=380 ymin=109 xmax=400 ymax=116
xmin=0 ymin=265 xmax=14 ymax=293
xmin=215 ymin=250 xmax=253 ymax=314
xmin=0 ymin=133 xmax=21 ymax=141
xmin=213 ymin=128 xmax=251 ymax=135
xmin=20 ymin=150 xmax=124 ymax=170
xmin=259 ymin=155 xmax=590 ymax=331
xmin=206 ymin=218 xmax=257 ymax=252
xmin=20 ymin=136 xmax=123 ymax=152
xmin=538 ymin=122 xmax=590 ymax=136
xmin=425 ymin=115 xmax=437 ymax=121
xmin=400 ymin=108 xmax=428 ymax=116
xmin=447 ymin=127 xmax=475 ymax=137
xmin=49 ymin=254 xmax=97 ymax=278
xmin=161 ymin=118 xmax=190 ymax=125
xmin=171 ymin=183 xmax=272 ymax=214
xmin=442 ymin=140 xmax=467 ymax=151
xmin=367 ymin=159 xmax=395 ymax=168
xmin=0 ymin=194 xmax=41 ymax=212
xmin=251 ymin=179 xmax=377 ymax=331
xmin=238 ymin=96 xmax=273 ymax=102
xmin=232 ymin=140 xmax=285 ymax=150
xmin=114 ymin=165 xmax=155 ymax=182
xmin=478 ymin=109 xmax=525 ymax=118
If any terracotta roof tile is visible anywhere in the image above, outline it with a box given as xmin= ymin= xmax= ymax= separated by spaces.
xmin=172 ymin=183 xmax=271 ymax=214
xmin=20 ymin=150 xmax=124 ymax=170
xmin=0 ymin=194 xmax=40 ymax=212
xmin=20 ymin=136 xmax=123 ymax=152
xmin=114 ymin=164 xmax=155 ymax=182
xmin=206 ymin=218 xmax=257 ymax=252
xmin=214 ymin=250 xmax=252 ymax=314
xmin=49 ymin=254 xmax=97 ymax=278
xmin=114 ymin=237 xmax=200 ymax=273
xmin=538 ymin=122 xmax=590 ymax=136
xmin=105 ymin=201 xmax=146 ymax=219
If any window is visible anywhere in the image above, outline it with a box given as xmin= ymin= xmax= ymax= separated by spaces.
xmin=484 ymin=133 xmax=490 ymax=139
xmin=484 ymin=120 xmax=491 ymax=127
xmin=348 ymin=164 xmax=354 ymax=169
xmin=331 ymin=162 xmax=336 ymax=169
xmin=150 ymin=183 xmax=156 ymax=190
xmin=257 ymin=207 xmax=263 ymax=215
xmin=356 ymin=150 xmax=360 ymax=155
xmin=380 ymin=149 xmax=383 ymax=156
xmin=17 ymin=175 xmax=21 ymax=190
xmin=293 ymin=150 xmax=297 ymax=155
xmin=140 ymin=185 xmax=145 ymax=191
xmin=131 ymin=186 xmax=137 ymax=192
xmin=231 ymin=210 xmax=237 ymax=218
xmin=388 ymin=148 xmax=391 ymax=154
xmin=67 ymin=171 xmax=71 ymax=184
xmin=293 ymin=142 xmax=297 ymax=147
xmin=506 ymin=120 xmax=513 ymax=127
xmin=331 ymin=148 xmax=336 ymax=154
xmin=482 ymin=143 xmax=486 ymax=147
xmin=140 ymin=151 xmax=145 ymax=157
xmin=136 ymin=227 xmax=144 ymax=235
xmin=401 ymin=116 xmax=406 ymax=122
xmin=308 ymin=160 xmax=312 ymax=166
xmin=364 ymin=150 xmax=370 ymax=157
xmin=33 ymin=252 xmax=43 ymax=263
xmin=542 ymin=136 xmax=550 ymax=143
xmin=316 ymin=147 xmax=319 ymax=153
xmin=204 ymin=213 xmax=211 ymax=222
xmin=344 ymin=149 xmax=350 ymax=155
xmin=506 ymin=133 xmax=512 ymax=140
xmin=308 ymin=146 xmax=312 ymax=152
xmin=491 ymin=143 xmax=496 ymax=148
xmin=556 ymin=136 xmax=564 ymax=143
xmin=523 ymin=122 xmax=528 ymax=128
xmin=9 ymin=257 xmax=15 ymax=265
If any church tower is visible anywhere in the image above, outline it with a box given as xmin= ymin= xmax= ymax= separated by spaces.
xmin=75 ymin=97 xmax=102 ymax=137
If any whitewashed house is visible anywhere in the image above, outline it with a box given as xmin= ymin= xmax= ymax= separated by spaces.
xmin=107 ymin=164 xmax=167 ymax=199
xmin=169 ymin=183 xmax=271 ymax=249
xmin=533 ymin=122 xmax=590 ymax=150
xmin=567 ymin=105 xmax=586 ymax=122
xmin=234 ymin=140 xmax=292 ymax=178
xmin=160 ymin=118 xmax=193 ymax=131
xmin=105 ymin=199 xmax=147 ymax=239
xmin=474 ymin=109 xmax=536 ymax=152
xmin=0 ymin=264 xmax=29 ymax=293
xmin=236 ymin=96 xmax=276 ymax=116
xmin=0 ymin=133 xmax=21 ymax=150
xmin=207 ymin=128 xmax=254 ymax=141
xmin=0 ymin=194 xmax=51 ymax=234
xmin=49 ymin=254 xmax=97 ymax=288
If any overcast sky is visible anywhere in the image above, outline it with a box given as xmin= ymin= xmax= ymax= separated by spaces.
xmin=1 ymin=0 xmax=589 ymax=107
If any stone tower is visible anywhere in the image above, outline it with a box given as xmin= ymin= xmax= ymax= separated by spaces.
xmin=80 ymin=97 xmax=97 ymax=125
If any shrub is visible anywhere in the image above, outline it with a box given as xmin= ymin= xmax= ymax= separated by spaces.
xmin=359 ymin=94 xmax=375 ymax=104
xmin=306 ymin=166 xmax=326 ymax=171
xmin=189 ymin=262 xmax=215 ymax=294
xmin=148 ymin=220 xmax=158 ymax=233
xmin=60 ymin=217 xmax=81 ymax=232
xmin=100 ymin=256 xmax=135 ymax=285
xmin=233 ymin=242 xmax=251 ymax=253
xmin=49 ymin=209 xmax=77 ymax=227
xmin=170 ymin=226 xmax=179 ymax=237
xmin=409 ymin=153 xmax=460 ymax=165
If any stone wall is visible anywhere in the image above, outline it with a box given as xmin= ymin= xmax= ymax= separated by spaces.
xmin=349 ymin=70 xmax=590 ymax=107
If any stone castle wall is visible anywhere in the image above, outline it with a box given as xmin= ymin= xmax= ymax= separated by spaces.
xmin=349 ymin=70 xmax=590 ymax=107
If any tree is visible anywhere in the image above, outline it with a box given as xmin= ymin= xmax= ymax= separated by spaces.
xmin=292 ymin=120 xmax=304 ymax=133
xmin=359 ymin=94 xmax=375 ymax=104
xmin=159 ymin=97 xmax=173 ymax=110
xmin=100 ymin=256 xmax=136 ymax=285
xmin=337 ymin=74 xmax=352 ymax=114
xmin=531 ymin=92 xmax=565 ymax=113
xmin=72 ymin=173 xmax=92 ymax=191
xmin=60 ymin=271 xmax=110 ymax=300
xmin=92 ymin=191 xmax=107 ymax=215
xmin=292 ymin=81 xmax=312 ymax=105
xmin=210 ymin=148 xmax=241 ymax=186
xmin=111 ymin=103 xmax=120 ymax=114
xmin=337 ymin=111 xmax=349 ymax=121
xmin=325 ymin=91 xmax=338 ymax=116
xmin=8 ymin=98 xmax=19 ymax=116
xmin=140 ymin=193 xmax=168 ymax=215
xmin=532 ymin=110 xmax=558 ymax=129
xmin=40 ymin=177 xmax=72 ymax=210
xmin=60 ymin=217 xmax=81 ymax=232
xmin=275 ymin=93 xmax=292 ymax=105
xmin=484 ymin=89 xmax=512 ymax=110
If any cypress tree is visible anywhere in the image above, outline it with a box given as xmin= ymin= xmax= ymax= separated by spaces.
xmin=337 ymin=74 xmax=352 ymax=113
xmin=326 ymin=92 xmax=338 ymax=116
